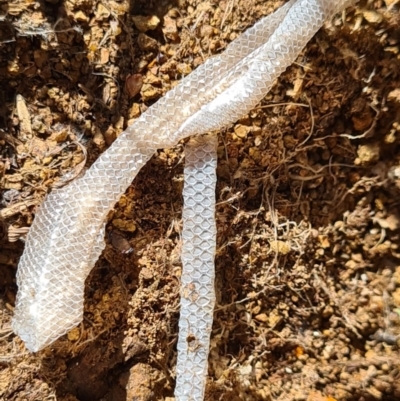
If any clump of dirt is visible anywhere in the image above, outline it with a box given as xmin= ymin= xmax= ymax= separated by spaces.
xmin=1 ymin=0 xmax=400 ymax=400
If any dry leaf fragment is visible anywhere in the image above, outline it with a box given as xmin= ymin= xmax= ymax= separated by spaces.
xmin=125 ymin=74 xmax=143 ymax=98
xmin=109 ymin=229 xmax=134 ymax=254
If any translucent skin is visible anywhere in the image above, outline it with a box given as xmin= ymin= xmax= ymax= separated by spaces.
xmin=13 ymin=4 xmax=356 ymax=395
xmin=176 ymin=134 xmax=218 ymax=401
xmin=173 ymin=3 xmax=357 ymax=399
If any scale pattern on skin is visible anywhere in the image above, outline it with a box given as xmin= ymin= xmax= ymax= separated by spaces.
xmin=176 ymin=134 xmax=218 ymax=401
xmin=12 ymin=3 xmax=356 ymax=388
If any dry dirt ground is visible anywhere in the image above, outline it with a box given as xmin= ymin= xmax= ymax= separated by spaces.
xmin=1 ymin=0 xmax=400 ymax=400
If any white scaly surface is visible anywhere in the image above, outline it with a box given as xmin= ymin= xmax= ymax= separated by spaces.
xmin=174 ymin=2 xmax=356 ymax=399
xmin=12 ymin=0 xmax=357 ymax=398
xmin=177 ymin=134 xmax=218 ymax=401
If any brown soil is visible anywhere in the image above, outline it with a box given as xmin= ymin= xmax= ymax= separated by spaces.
xmin=1 ymin=0 xmax=400 ymax=400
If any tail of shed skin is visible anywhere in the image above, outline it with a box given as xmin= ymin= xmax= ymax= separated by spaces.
xmin=175 ymin=134 xmax=218 ymax=401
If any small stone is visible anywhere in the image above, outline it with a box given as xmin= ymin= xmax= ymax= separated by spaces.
xmin=388 ymin=88 xmax=400 ymax=103
xmin=255 ymin=313 xmax=268 ymax=323
xmin=268 ymin=310 xmax=282 ymax=328
xmin=140 ymin=267 xmax=154 ymax=280
xmin=352 ymin=113 xmax=373 ymax=131
xmin=200 ymin=25 xmax=214 ymax=38
xmin=313 ymin=339 xmax=324 ymax=349
xmin=269 ymin=240 xmax=291 ymax=255
xmin=177 ymin=63 xmax=192 ymax=75
xmin=318 ymin=235 xmax=330 ymax=248
xmin=141 ymin=84 xmax=162 ymax=101
xmin=132 ymin=15 xmax=160 ymax=32
xmin=340 ymin=371 xmax=351 ymax=381
xmin=356 ymin=143 xmax=380 ymax=165
xmin=144 ymin=72 xmax=162 ymax=86
xmin=74 ymin=10 xmax=88 ymax=22
xmin=365 ymin=349 xmax=377 ymax=360
xmin=126 ymin=364 xmax=159 ymax=401
xmin=8 ymin=59 xmax=20 ymax=75
xmin=49 ymin=128 xmax=69 ymax=143
xmin=112 ymin=219 xmax=136 ymax=232
xmin=335 ymin=389 xmax=352 ymax=399
xmin=322 ymin=305 xmax=334 ymax=318
xmin=376 ymin=214 xmax=400 ymax=231
xmin=99 ymin=48 xmax=109 ymax=64
xmin=104 ymin=126 xmax=116 ymax=146
xmin=67 ymin=327 xmax=80 ymax=341
xmin=363 ymin=10 xmax=383 ymax=24
xmin=238 ymin=364 xmax=252 ymax=376
xmin=234 ymin=124 xmax=251 ymax=139
xmin=249 ymin=147 xmax=261 ymax=161
xmin=137 ymin=33 xmax=158 ymax=51
xmin=283 ymin=134 xmax=297 ymax=149
xmin=137 ymin=59 xmax=149 ymax=72
xmin=286 ymin=76 xmax=304 ymax=99
xmin=385 ymin=130 xmax=397 ymax=144
xmin=295 ymin=346 xmax=304 ymax=358
xmin=96 ymin=3 xmax=110 ymax=19
xmin=129 ymin=103 xmax=141 ymax=119
xmin=33 ymin=50 xmax=48 ymax=68
xmin=29 ymin=137 xmax=47 ymax=159
xmin=93 ymin=132 xmax=105 ymax=149
xmin=163 ymin=15 xmax=179 ymax=41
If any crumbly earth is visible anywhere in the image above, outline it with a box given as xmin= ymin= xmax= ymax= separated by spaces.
xmin=1 ymin=0 xmax=400 ymax=400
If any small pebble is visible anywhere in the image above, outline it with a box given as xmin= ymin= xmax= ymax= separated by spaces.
xmin=132 ymin=15 xmax=160 ymax=32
